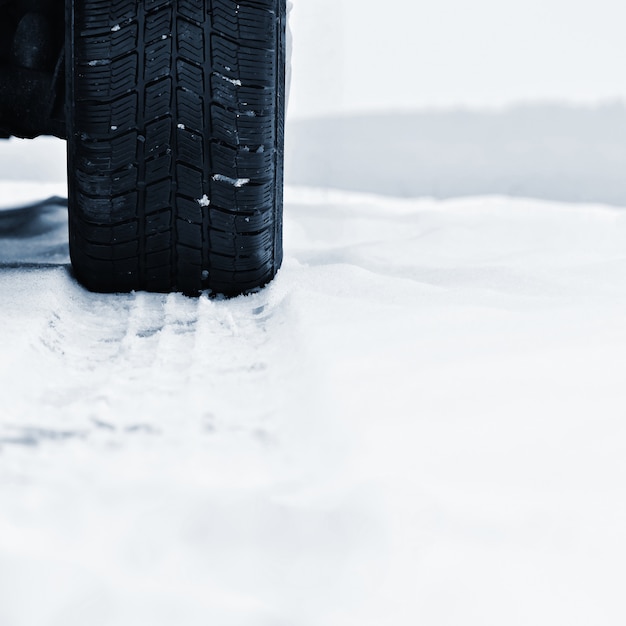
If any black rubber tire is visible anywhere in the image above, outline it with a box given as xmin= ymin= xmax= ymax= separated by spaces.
xmin=66 ymin=0 xmax=285 ymax=295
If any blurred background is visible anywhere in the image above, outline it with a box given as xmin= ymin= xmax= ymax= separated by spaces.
xmin=3 ymin=0 xmax=625 ymax=206
xmin=286 ymin=0 xmax=626 ymax=204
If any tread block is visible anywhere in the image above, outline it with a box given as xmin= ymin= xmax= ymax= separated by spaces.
xmin=213 ymin=3 xmax=276 ymax=46
xmin=145 ymin=37 xmax=173 ymax=82
xmin=212 ymin=36 xmax=276 ymax=87
xmin=145 ymin=118 xmax=172 ymax=155
xmin=75 ymin=191 xmax=138 ymax=223
xmin=145 ymin=78 xmax=173 ymax=118
xmin=178 ymin=20 xmax=205 ymax=62
xmin=80 ymin=0 xmax=137 ymax=32
xmin=176 ymin=163 xmax=204 ymax=200
xmin=75 ymin=92 xmax=139 ymax=138
xmin=211 ymin=141 xmax=274 ymax=179
xmin=79 ymin=24 xmax=138 ymax=61
xmin=146 ymin=209 xmax=172 ymax=234
xmin=76 ymin=132 xmax=138 ymax=177
xmin=145 ymin=9 xmax=172 ymax=43
xmin=211 ymin=77 xmax=275 ymax=112
xmin=176 ymin=88 xmax=204 ymax=132
xmin=76 ymin=164 xmax=138 ymax=197
xmin=210 ymin=207 xmax=273 ymax=234
xmin=145 ymin=153 xmax=173 ymax=184
xmin=177 ymin=128 xmax=204 ymax=164
xmin=176 ymin=197 xmax=203 ymax=224
xmin=210 ymin=104 xmax=274 ymax=146
xmin=74 ymin=218 xmax=138 ymax=245
xmin=76 ymin=53 xmax=138 ymax=101
xmin=177 ymin=59 xmax=204 ymax=93
xmin=145 ymin=180 xmax=172 ymax=211
xmin=176 ymin=218 xmax=202 ymax=248
xmin=178 ymin=0 xmax=205 ymax=23
xmin=210 ymin=179 xmax=274 ymax=211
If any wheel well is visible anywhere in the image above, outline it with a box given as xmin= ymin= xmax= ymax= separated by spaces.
xmin=0 ymin=0 xmax=65 ymax=138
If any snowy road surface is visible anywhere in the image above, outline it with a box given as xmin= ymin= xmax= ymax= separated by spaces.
xmin=2 ymin=144 xmax=626 ymax=625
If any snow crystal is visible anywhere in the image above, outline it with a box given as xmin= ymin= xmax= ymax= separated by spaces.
xmin=111 ymin=24 xmax=121 ymax=32
xmin=196 ymin=194 xmax=210 ymax=207
xmin=212 ymin=174 xmax=250 ymax=187
xmin=217 ymin=73 xmax=242 ymax=86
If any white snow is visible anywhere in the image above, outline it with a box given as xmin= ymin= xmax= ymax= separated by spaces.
xmin=2 ymin=121 xmax=626 ymax=625
xmin=212 ymin=174 xmax=251 ymax=188
xmin=217 ymin=74 xmax=242 ymax=87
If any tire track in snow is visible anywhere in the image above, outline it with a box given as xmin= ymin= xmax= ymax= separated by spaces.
xmin=0 ymin=266 xmax=305 ymax=453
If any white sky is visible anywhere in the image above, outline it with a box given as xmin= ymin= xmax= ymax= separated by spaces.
xmin=288 ymin=0 xmax=626 ymax=118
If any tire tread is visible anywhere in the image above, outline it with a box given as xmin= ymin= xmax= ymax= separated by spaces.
xmin=67 ymin=0 xmax=285 ymax=295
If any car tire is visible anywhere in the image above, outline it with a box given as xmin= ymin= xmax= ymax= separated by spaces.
xmin=66 ymin=0 xmax=285 ymax=295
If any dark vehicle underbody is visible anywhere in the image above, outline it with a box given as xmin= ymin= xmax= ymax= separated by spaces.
xmin=0 ymin=0 xmax=66 ymax=138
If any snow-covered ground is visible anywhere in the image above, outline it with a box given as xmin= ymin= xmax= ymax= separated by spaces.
xmin=2 ymin=128 xmax=626 ymax=625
